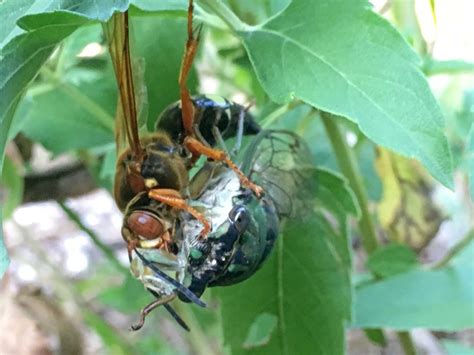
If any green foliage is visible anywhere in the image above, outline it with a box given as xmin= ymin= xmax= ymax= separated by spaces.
xmin=236 ymin=0 xmax=453 ymax=188
xmin=1 ymin=156 xmax=24 ymax=219
xmin=0 ymin=0 xmax=472 ymax=354
xmin=354 ymin=241 xmax=474 ymax=331
xmin=132 ymin=15 xmax=198 ymax=129
xmin=219 ymin=169 xmax=354 ymax=355
xmin=366 ymin=244 xmax=419 ymax=278
xmin=442 ymin=340 xmax=474 ymax=355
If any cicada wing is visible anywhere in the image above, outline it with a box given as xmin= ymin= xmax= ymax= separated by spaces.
xmin=103 ymin=11 xmax=142 ymax=157
xmin=242 ymin=130 xmax=316 ymax=220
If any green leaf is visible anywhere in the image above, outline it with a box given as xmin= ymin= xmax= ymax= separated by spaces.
xmin=366 ymin=244 xmax=419 ymax=278
xmin=20 ymin=65 xmax=116 ymax=154
xmin=0 ymin=11 xmax=90 ymax=168
xmin=0 ymin=0 xmax=127 ymax=47
xmin=52 ymin=0 xmax=129 ymax=22
xmin=132 ymin=15 xmax=198 ymax=129
xmin=363 ymin=329 xmax=387 ymax=346
xmin=242 ymin=313 xmax=278 ymax=349
xmin=131 ymin=0 xmax=187 ymax=12
xmin=442 ymin=340 xmax=474 ymax=355
xmin=226 ymin=0 xmax=290 ymax=25
xmin=354 ymin=241 xmax=474 ymax=330
xmin=218 ymin=169 xmax=353 ymax=355
xmin=237 ymin=0 xmax=453 ymax=188
xmin=315 ymin=167 xmax=360 ymax=221
xmin=1 ymin=156 xmax=24 ymax=220
xmin=0 ymin=0 xmax=46 ymax=47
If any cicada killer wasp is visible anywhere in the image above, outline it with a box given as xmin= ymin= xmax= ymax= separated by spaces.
xmin=104 ymin=0 xmax=262 ymax=330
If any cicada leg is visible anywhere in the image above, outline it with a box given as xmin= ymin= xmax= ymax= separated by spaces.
xmin=148 ymin=188 xmax=211 ymax=238
xmin=184 ymin=136 xmax=264 ymax=197
xmin=230 ymin=108 xmax=245 ymax=157
xmin=179 ymin=0 xmax=202 ymax=137
xmin=130 ymin=293 xmax=177 ymax=331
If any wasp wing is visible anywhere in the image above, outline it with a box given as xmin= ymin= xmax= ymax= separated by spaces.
xmin=103 ymin=11 xmax=142 ymax=157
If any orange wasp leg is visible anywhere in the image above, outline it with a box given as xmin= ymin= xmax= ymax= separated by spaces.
xmin=184 ymin=137 xmax=264 ymax=198
xmin=148 ymin=188 xmax=211 ymax=238
xmin=179 ymin=0 xmax=202 ymax=137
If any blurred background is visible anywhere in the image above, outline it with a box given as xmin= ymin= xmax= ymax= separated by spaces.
xmin=1 ymin=0 xmax=473 ymax=354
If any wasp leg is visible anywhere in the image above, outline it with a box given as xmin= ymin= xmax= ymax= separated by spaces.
xmin=184 ymin=136 xmax=264 ymax=197
xmin=130 ymin=293 xmax=177 ymax=331
xmin=179 ymin=0 xmax=202 ymax=136
xmin=148 ymin=188 xmax=211 ymax=238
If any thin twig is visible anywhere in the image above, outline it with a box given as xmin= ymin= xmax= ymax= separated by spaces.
xmin=433 ymin=230 xmax=474 ymax=269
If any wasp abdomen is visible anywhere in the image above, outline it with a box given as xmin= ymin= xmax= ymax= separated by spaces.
xmin=156 ymin=95 xmax=260 ymax=146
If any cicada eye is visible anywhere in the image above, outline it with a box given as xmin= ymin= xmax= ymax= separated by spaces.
xmin=229 ymin=205 xmax=250 ymax=232
xmin=127 ymin=211 xmax=164 ymax=240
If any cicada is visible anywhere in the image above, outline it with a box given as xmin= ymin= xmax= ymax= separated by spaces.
xmin=104 ymin=1 xmax=263 ymax=330
xmin=179 ymin=130 xmax=314 ymax=299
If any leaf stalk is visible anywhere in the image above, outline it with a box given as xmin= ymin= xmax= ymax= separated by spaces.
xmin=197 ymin=0 xmax=250 ymax=32
xmin=321 ymin=112 xmax=420 ymax=354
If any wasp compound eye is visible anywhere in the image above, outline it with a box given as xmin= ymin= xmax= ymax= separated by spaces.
xmin=127 ymin=211 xmax=164 ymax=240
xmin=228 ymin=205 xmax=250 ymax=232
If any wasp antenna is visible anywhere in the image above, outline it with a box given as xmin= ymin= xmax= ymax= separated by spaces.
xmin=164 ymin=304 xmax=191 ymax=331
xmin=134 ymin=249 xmax=207 ymax=308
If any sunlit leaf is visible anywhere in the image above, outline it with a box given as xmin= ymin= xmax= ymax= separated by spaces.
xmin=237 ymin=0 xmax=453 ymax=188
xmin=354 ymin=240 xmax=474 ymax=330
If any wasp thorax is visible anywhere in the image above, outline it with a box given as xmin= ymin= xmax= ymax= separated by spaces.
xmin=127 ymin=211 xmax=164 ymax=240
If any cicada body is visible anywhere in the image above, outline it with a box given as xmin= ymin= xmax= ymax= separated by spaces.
xmin=180 ymin=130 xmax=314 ymax=299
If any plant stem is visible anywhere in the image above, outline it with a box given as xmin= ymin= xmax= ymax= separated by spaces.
xmin=423 ymin=59 xmax=474 ymax=76
xmin=198 ymin=0 xmax=250 ymax=32
xmin=321 ymin=112 xmax=378 ymax=254
xmin=261 ymin=103 xmax=294 ymax=128
xmin=58 ymin=201 xmax=128 ymax=275
xmin=434 ymin=229 xmax=474 ymax=269
xmin=398 ymin=331 xmax=417 ymax=355
xmin=321 ymin=112 xmax=419 ymax=355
